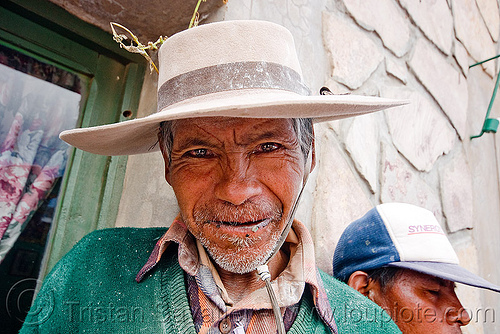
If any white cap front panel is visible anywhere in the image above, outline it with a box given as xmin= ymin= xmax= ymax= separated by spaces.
xmin=376 ymin=203 xmax=459 ymax=264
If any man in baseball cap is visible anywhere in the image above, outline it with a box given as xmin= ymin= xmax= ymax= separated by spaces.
xmin=333 ymin=202 xmax=500 ymax=333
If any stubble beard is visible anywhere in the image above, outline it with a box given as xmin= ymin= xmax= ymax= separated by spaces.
xmin=186 ymin=199 xmax=284 ymax=274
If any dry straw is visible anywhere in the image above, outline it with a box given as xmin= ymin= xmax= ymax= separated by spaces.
xmin=110 ymin=0 xmax=228 ymax=73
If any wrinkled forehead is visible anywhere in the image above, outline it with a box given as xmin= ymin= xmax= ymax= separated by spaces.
xmin=170 ymin=117 xmax=297 ymax=136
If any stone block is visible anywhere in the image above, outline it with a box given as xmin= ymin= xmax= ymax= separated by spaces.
xmin=497 ymin=134 xmax=500 ymax=194
xmin=287 ymin=0 xmax=302 ymax=25
xmin=322 ymin=12 xmax=384 ymax=90
xmin=453 ymin=239 xmax=485 ymax=334
xmin=439 ymin=150 xmax=474 ymax=232
xmin=294 ymin=169 xmax=317 ymax=231
xmin=385 ymin=58 xmax=408 ymax=84
xmin=311 ymin=128 xmax=373 ymax=274
xmin=239 ymin=0 xmax=327 ymax=91
xmin=453 ymin=39 xmax=470 ymax=77
xmin=223 ymin=0 xmax=252 ymax=20
xmin=343 ymin=0 xmax=411 ymax=57
xmin=116 ymin=151 xmax=178 ymax=228
xmin=381 ymin=143 xmax=443 ymax=222
xmin=409 ymin=38 xmax=468 ymax=139
xmin=325 ymin=119 xmax=343 ymax=138
xmin=382 ymin=86 xmax=456 ymax=172
xmin=476 ymin=0 xmax=500 ymax=42
xmin=344 ymin=112 xmax=380 ymax=193
xmin=291 ymin=0 xmax=309 ymax=5
xmin=452 ymin=0 xmax=496 ymax=76
xmin=399 ymin=0 xmax=453 ymax=55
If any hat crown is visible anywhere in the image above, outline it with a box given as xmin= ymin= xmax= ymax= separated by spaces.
xmin=59 ymin=20 xmax=406 ymax=156
xmin=377 ymin=203 xmax=459 ymax=264
xmin=158 ymin=20 xmax=303 ymax=84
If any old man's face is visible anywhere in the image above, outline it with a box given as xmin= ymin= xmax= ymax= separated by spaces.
xmin=162 ymin=117 xmax=308 ymax=273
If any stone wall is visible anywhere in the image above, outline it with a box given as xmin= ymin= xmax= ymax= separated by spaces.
xmin=115 ymin=0 xmax=500 ymax=332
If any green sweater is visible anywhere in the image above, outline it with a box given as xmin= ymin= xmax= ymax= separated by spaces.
xmin=20 ymin=228 xmax=401 ymax=333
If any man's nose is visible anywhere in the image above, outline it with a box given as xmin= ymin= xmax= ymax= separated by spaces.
xmin=456 ymin=303 xmax=471 ymax=327
xmin=445 ymin=295 xmax=471 ymax=327
xmin=214 ymin=155 xmax=262 ymax=206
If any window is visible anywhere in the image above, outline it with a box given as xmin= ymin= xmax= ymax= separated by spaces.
xmin=0 ymin=1 xmax=146 ymax=332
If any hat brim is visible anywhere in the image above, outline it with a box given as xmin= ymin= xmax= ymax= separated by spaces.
xmin=60 ymin=89 xmax=407 ymax=155
xmin=386 ymin=261 xmax=500 ymax=293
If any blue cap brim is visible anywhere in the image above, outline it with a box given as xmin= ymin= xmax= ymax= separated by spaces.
xmin=386 ymin=261 xmax=500 ymax=293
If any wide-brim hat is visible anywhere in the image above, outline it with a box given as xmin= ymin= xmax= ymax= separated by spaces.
xmin=60 ymin=20 xmax=406 ymax=156
xmin=332 ymin=203 xmax=500 ymax=293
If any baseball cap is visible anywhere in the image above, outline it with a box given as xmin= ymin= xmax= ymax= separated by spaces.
xmin=332 ymin=202 xmax=500 ymax=293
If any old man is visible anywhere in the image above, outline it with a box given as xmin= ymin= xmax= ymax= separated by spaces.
xmin=21 ymin=20 xmax=403 ymax=333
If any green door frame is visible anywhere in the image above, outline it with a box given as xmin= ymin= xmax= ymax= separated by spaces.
xmin=0 ymin=0 xmax=147 ymax=277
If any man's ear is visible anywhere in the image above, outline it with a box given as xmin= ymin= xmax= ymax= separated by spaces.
xmin=347 ymin=271 xmax=372 ymax=297
xmin=309 ymin=138 xmax=316 ymax=173
xmin=163 ymin=157 xmax=172 ymax=185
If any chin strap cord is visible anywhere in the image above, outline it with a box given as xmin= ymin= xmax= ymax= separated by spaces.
xmin=255 ymin=149 xmax=313 ymax=334
xmin=257 ymin=265 xmax=286 ymax=334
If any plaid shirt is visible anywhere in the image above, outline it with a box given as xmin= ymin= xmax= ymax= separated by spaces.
xmin=136 ymin=219 xmax=336 ymax=333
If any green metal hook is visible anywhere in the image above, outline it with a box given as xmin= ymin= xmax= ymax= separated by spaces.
xmin=470 ymin=55 xmax=500 ymax=140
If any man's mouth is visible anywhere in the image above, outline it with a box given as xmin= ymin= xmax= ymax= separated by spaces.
xmin=208 ymin=218 xmax=272 ymax=232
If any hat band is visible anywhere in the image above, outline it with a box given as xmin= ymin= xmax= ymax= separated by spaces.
xmin=157 ymin=61 xmax=311 ymax=111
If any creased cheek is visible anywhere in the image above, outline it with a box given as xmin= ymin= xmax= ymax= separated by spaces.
xmin=171 ymin=169 xmax=217 ymax=198
xmin=259 ymin=171 xmax=302 ymax=202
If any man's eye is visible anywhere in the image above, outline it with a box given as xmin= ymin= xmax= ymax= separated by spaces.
xmin=186 ymin=148 xmax=212 ymax=158
xmin=427 ymin=289 xmax=440 ymax=296
xmin=259 ymin=142 xmax=281 ymax=152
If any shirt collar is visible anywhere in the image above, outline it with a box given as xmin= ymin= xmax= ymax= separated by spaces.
xmin=136 ymin=217 xmax=198 ymax=281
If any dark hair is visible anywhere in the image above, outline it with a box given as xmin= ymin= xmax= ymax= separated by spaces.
xmin=158 ymin=118 xmax=314 ymax=164
xmin=158 ymin=120 xmax=175 ymax=164
xmin=364 ymin=267 xmax=403 ymax=291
